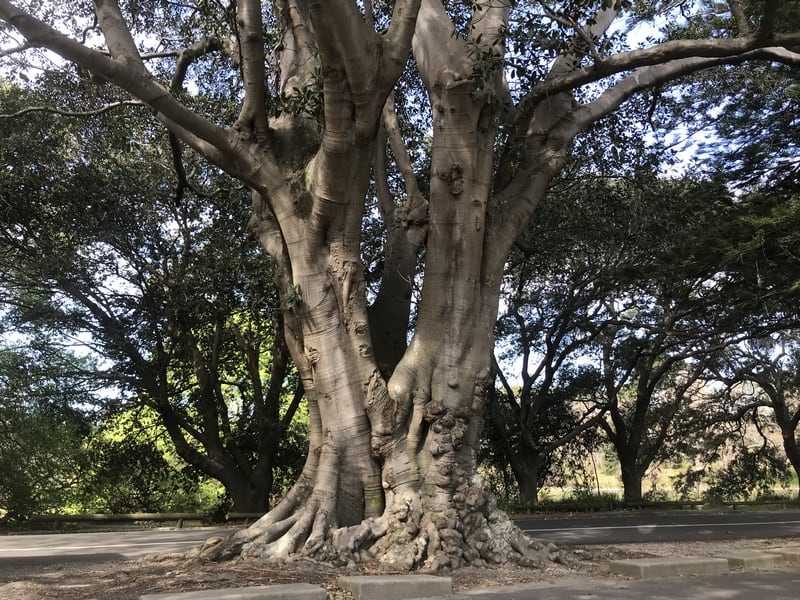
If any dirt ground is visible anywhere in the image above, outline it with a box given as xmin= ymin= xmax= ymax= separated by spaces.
xmin=1 ymin=536 xmax=798 ymax=600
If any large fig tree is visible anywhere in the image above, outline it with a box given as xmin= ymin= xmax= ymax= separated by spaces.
xmin=2 ymin=0 xmax=799 ymax=569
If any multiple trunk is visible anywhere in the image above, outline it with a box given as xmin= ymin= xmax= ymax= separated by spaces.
xmin=192 ymin=0 xmax=577 ymax=570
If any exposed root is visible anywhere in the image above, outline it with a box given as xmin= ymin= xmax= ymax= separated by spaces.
xmin=198 ymin=390 xmax=571 ymax=574
xmin=198 ymin=470 xmax=573 ymax=577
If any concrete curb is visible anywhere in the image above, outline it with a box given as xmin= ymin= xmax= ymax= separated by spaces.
xmin=139 ymin=583 xmax=326 ymax=600
xmin=714 ymin=550 xmax=785 ymax=569
xmin=608 ymin=556 xmax=729 ymax=578
xmin=338 ymin=574 xmax=453 ymax=600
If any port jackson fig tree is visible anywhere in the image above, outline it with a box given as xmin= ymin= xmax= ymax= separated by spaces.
xmin=2 ymin=0 xmax=799 ymax=569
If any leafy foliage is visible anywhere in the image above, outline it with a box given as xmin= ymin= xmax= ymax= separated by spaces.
xmin=0 ymin=79 xmax=305 ymax=512
xmin=70 ymin=407 xmax=221 ymax=514
xmin=0 ymin=342 xmax=95 ymax=521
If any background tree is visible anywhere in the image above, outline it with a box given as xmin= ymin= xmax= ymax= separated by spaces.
xmin=585 ymin=175 xmax=757 ymax=504
xmin=705 ymin=334 xmax=800 ymax=498
xmin=491 ymin=173 xmax=740 ymax=504
xmin=2 ymin=0 xmax=800 ymax=569
xmin=71 ymin=406 xmax=222 ymax=514
xmin=0 ymin=80 xmax=303 ymax=513
xmin=0 ymin=338 xmax=95 ymax=522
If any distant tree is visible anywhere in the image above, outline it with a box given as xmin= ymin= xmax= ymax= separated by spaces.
xmin=492 ymin=173 xmax=743 ymax=504
xmin=71 ymin=406 xmax=221 ymax=514
xmin=485 ymin=366 xmax=605 ymax=504
xmin=704 ymin=334 xmax=800 ymax=499
xmin=0 ymin=81 xmax=303 ymax=513
xmin=596 ymin=318 xmax=711 ymax=504
xmin=654 ymin=180 xmax=800 ymax=502
xmin=0 ymin=339 xmax=95 ymax=522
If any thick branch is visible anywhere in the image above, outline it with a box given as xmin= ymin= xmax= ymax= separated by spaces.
xmin=413 ymin=0 xmax=470 ymax=89
xmin=469 ymin=0 xmax=510 ymax=51
xmin=0 ymin=3 xmax=228 ymax=150
xmin=489 ymin=39 xmax=800 ymax=255
xmin=381 ymin=0 xmax=421 ymax=86
xmin=309 ymin=0 xmax=376 ymax=99
xmin=93 ymin=0 xmax=145 ymax=69
xmin=728 ymin=0 xmax=751 ymax=35
xmin=373 ymin=116 xmax=395 ymax=218
xmin=521 ymin=32 xmax=800 ymax=110
xmin=235 ymin=0 xmax=270 ymax=141
xmin=757 ymin=0 xmax=780 ymax=38
xmin=0 ymin=0 xmax=292 ymax=197
xmin=368 ymin=96 xmax=428 ymax=375
xmin=275 ymin=0 xmax=318 ymax=96
xmin=383 ymin=92 xmax=424 ymax=203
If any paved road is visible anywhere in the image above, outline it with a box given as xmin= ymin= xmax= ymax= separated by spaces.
xmin=1 ymin=511 xmax=799 ymax=565
xmin=0 ymin=528 xmax=228 ymax=565
xmin=517 ymin=510 xmax=800 ymax=544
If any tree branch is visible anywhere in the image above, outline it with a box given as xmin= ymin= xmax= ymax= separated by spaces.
xmin=491 ymin=354 xmax=522 ymax=418
xmin=728 ymin=0 xmax=751 ymax=35
xmin=381 ymin=0 xmax=421 ymax=88
xmin=469 ymin=0 xmax=510 ymax=51
xmin=757 ymin=0 xmax=780 ymax=38
xmin=167 ymin=36 xmax=224 ymax=204
xmin=373 ymin=112 xmax=396 ymax=219
xmin=537 ymin=407 xmax=608 ymax=459
xmin=234 ymin=0 xmax=270 ymax=142
xmin=275 ymin=0 xmax=318 ymax=96
xmin=93 ymin=0 xmax=145 ymax=69
xmin=383 ymin=92 xmax=425 ymax=205
xmin=413 ymin=0 xmax=470 ymax=89
xmin=309 ymin=0 xmax=376 ymax=100
xmin=0 ymin=0 xmax=284 ymax=192
xmin=523 ymin=32 xmax=800 ymax=110
xmin=0 ymin=99 xmax=145 ymax=119
xmin=0 ymin=41 xmax=31 ymax=57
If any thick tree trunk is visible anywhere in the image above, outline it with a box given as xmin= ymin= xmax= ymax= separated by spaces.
xmin=226 ymin=476 xmax=272 ymax=514
xmin=198 ymin=0 xmax=573 ymax=573
xmin=513 ymin=459 xmax=542 ymax=505
xmin=619 ymin=457 xmax=644 ymax=504
xmin=200 ymin=94 xmax=570 ymax=571
xmin=780 ymin=432 xmax=800 ymax=500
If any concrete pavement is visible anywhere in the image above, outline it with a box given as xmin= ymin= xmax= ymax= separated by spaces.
xmin=132 ymin=568 xmax=800 ymax=600
xmin=457 ymin=569 xmax=800 ymax=600
xmin=133 ymin=548 xmax=800 ymax=600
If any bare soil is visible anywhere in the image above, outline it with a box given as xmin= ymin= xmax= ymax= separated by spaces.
xmin=1 ymin=536 xmax=798 ymax=599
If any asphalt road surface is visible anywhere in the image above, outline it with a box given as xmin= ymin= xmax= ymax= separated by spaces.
xmin=518 ymin=510 xmax=800 ymax=544
xmin=1 ymin=511 xmax=800 ymax=565
xmin=0 ymin=528 xmax=228 ymax=566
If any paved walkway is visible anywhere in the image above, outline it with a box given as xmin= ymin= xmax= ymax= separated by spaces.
xmin=456 ymin=568 xmax=800 ymax=599
xmin=142 ymin=562 xmax=800 ymax=600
